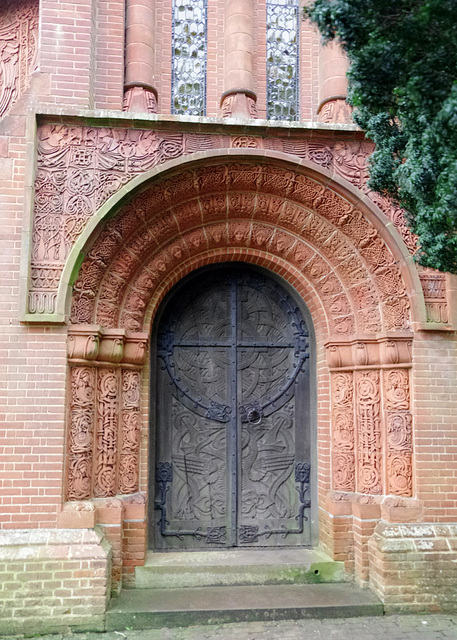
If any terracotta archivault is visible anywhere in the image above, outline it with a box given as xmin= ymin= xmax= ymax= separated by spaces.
xmin=66 ymin=157 xmax=417 ymax=505
xmin=70 ymin=159 xmax=415 ymax=334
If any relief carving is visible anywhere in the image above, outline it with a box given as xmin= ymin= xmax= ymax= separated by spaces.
xmin=67 ymin=367 xmax=96 ymax=500
xmin=356 ymin=370 xmax=382 ymax=494
xmin=119 ymin=370 xmax=141 ymax=494
xmin=384 ymin=369 xmax=413 ymax=496
xmin=332 ymin=372 xmax=355 ymax=491
xmin=31 ymin=125 xmax=188 ymax=314
xmin=67 ymin=162 xmax=411 ymax=335
xmin=318 ymin=100 xmax=353 ymax=126
xmin=94 ymin=369 xmax=119 ymax=497
xmin=419 ymin=271 xmax=448 ymax=323
xmin=0 ymin=0 xmax=38 ymax=119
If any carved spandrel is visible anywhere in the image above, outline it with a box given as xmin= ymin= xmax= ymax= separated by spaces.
xmin=30 ymin=126 xmax=188 ymax=315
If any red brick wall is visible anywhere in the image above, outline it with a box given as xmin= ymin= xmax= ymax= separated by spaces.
xmin=413 ymin=332 xmax=457 ymax=521
xmin=94 ymin=0 xmax=125 ymax=110
xmin=0 ymin=528 xmax=111 ymax=635
xmin=39 ymin=0 xmax=97 ymax=108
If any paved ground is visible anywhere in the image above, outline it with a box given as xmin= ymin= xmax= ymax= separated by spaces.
xmin=17 ymin=615 xmax=457 ymax=640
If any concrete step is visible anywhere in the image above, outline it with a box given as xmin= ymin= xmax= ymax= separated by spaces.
xmin=135 ymin=548 xmax=345 ymax=589
xmin=107 ymin=583 xmax=383 ymax=630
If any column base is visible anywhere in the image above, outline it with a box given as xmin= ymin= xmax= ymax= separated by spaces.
xmin=221 ymin=90 xmax=257 ymax=119
xmin=123 ymin=84 xmax=158 ymax=114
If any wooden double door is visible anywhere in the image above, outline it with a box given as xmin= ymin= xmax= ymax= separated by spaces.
xmin=153 ymin=265 xmax=312 ymax=549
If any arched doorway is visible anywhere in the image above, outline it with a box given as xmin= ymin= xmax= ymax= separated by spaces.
xmin=151 ymin=264 xmax=314 ymax=550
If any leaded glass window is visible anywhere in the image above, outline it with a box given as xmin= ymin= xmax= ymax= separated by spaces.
xmin=172 ymin=0 xmax=207 ymax=116
xmin=267 ymin=0 xmax=299 ymax=121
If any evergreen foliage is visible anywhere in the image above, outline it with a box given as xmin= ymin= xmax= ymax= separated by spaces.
xmin=305 ymin=0 xmax=457 ymax=273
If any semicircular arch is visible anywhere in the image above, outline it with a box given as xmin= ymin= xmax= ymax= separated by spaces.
xmin=65 ymin=151 xmax=426 ymax=331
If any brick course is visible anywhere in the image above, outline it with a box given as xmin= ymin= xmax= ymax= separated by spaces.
xmin=0 ymin=528 xmax=111 ymax=635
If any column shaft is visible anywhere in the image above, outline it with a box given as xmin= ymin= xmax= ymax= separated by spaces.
xmin=124 ymin=0 xmax=158 ymax=113
xmin=221 ymin=0 xmax=257 ymax=118
xmin=318 ymin=40 xmax=351 ymax=123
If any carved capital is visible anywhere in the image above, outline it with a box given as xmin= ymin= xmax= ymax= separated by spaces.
xmin=98 ymin=328 xmax=126 ymax=363
xmin=124 ymin=332 xmax=149 ymax=365
xmin=67 ymin=325 xmax=101 ymax=361
xmin=325 ymin=335 xmax=413 ymax=370
xmin=68 ymin=325 xmax=149 ymax=365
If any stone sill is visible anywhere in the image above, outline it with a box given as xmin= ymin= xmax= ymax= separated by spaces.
xmin=34 ymin=106 xmax=362 ymax=137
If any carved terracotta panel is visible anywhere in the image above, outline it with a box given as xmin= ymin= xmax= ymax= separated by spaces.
xmin=331 ymin=372 xmax=355 ymax=491
xmin=119 ymin=370 xmax=141 ymax=494
xmin=30 ymin=126 xmax=420 ymax=318
xmin=66 ymin=362 xmax=142 ymax=501
xmin=67 ymin=367 xmax=96 ymax=500
xmin=356 ymin=370 xmax=382 ymax=495
xmin=0 ymin=0 xmax=38 ymax=119
xmin=384 ymin=369 xmax=413 ymax=496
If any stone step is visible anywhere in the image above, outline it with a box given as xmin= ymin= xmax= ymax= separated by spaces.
xmin=107 ymin=583 xmax=383 ymax=631
xmin=135 ymin=548 xmax=345 ymax=589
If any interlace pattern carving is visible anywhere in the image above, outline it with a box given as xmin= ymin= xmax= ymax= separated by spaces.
xmin=67 ymin=367 xmax=96 ymax=500
xmin=419 ymin=270 xmax=448 ymax=323
xmin=331 ymin=372 xmax=355 ymax=491
xmin=154 ymin=269 xmax=311 ymax=548
xmin=30 ymin=125 xmax=185 ymax=315
xmin=119 ymin=370 xmax=141 ymax=494
xmin=0 ymin=0 xmax=38 ymax=119
xmin=68 ymin=162 xmax=411 ymax=335
xmin=29 ymin=125 xmax=421 ymax=317
xmin=384 ymin=369 xmax=413 ymax=496
xmin=66 ymin=366 xmax=142 ymax=501
xmin=356 ymin=371 xmax=382 ymax=494
xmin=94 ymin=369 xmax=119 ymax=497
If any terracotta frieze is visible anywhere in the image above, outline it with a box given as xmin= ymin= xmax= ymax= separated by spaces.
xmin=28 ymin=124 xmax=423 ymax=320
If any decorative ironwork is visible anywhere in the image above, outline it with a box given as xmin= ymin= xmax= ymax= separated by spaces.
xmin=155 ymin=460 xmax=311 ymax=544
xmin=239 ymin=462 xmax=311 ymax=542
xmin=155 ymin=462 xmax=225 ymax=543
xmin=155 ymin=268 xmax=311 ymax=548
xmin=266 ymin=0 xmax=300 ymax=121
xmin=172 ymin=0 xmax=207 ymax=116
xmin=158 ymin=274 xmax=309 ymax=426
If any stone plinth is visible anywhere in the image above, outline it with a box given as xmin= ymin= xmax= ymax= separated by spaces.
xmin=0 ymin=528 xmax=111 ymax=635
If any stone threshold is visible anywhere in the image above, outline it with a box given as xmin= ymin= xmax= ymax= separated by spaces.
xmin=107 ymin=583 xmax=383 ymax=630
xmin=135 ymin=548 xmax=345 ymax=589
